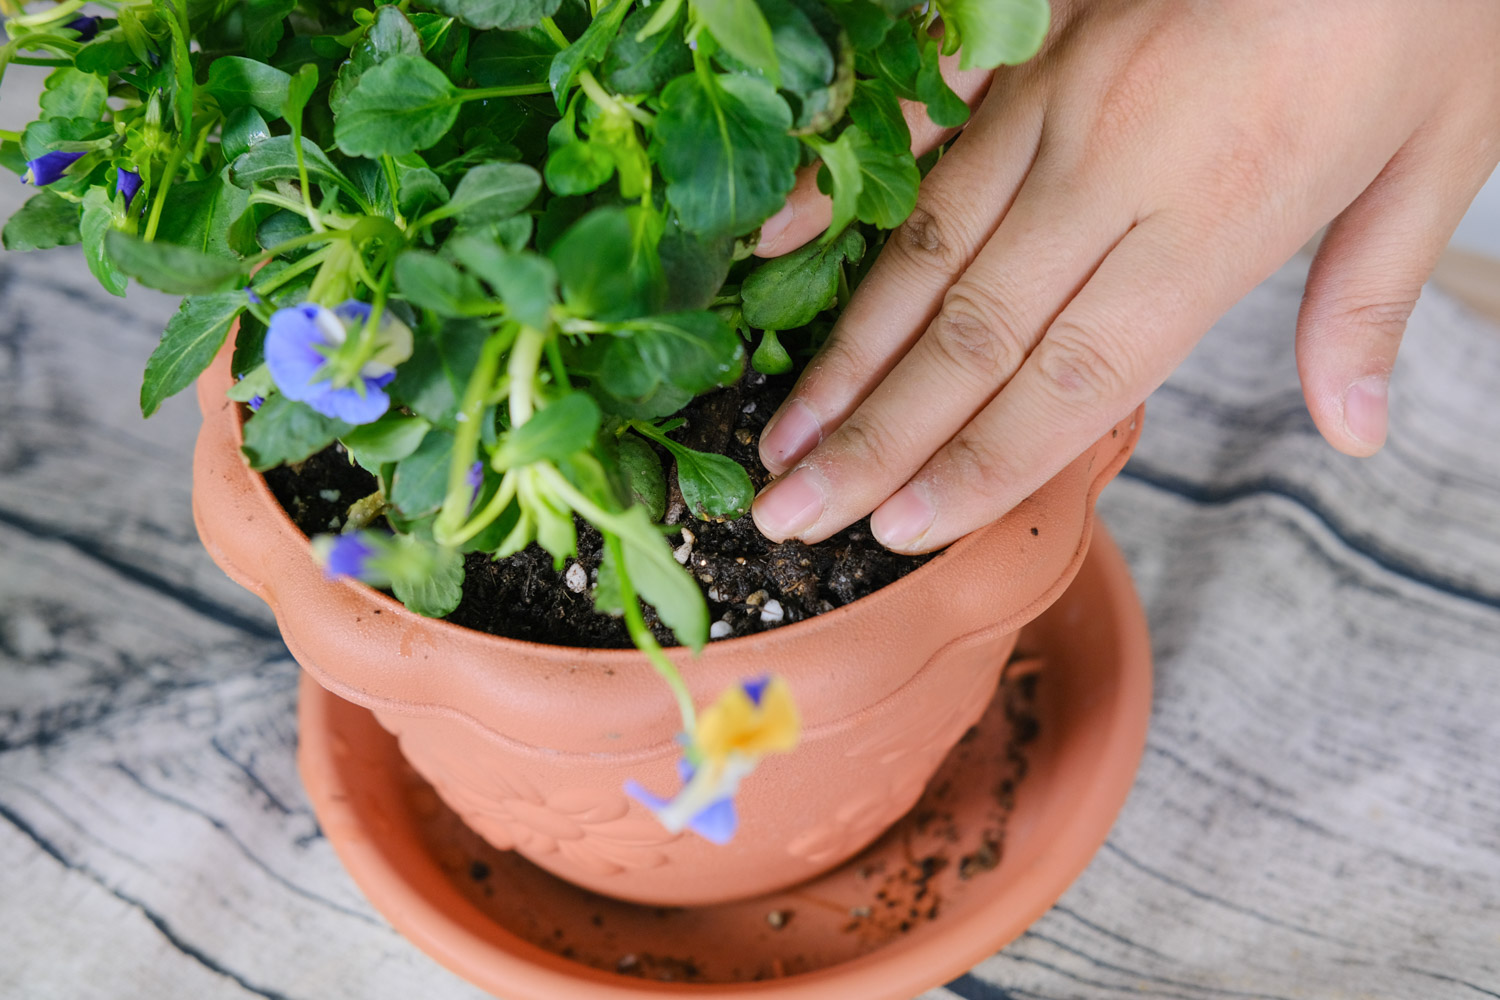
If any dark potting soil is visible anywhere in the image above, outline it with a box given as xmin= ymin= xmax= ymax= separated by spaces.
xmin=264 ymin=370 xmax=933 ymax=647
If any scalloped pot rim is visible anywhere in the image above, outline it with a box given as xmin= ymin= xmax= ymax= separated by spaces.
xmin=192 ymin=331 xmax=1142 ymax=759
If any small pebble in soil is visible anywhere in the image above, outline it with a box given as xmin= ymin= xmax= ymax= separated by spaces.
xmin=746 ymin=590 xmax=768 ymax=607
xmin=765 ymin=909 xmax=791 ymax=929
xmin=565 ymin=563 xmax=588 ymax=594
xmin=710 ymin=620 xmax=733 ymax=640
xmin=760 ymin=599 xmax=785 ymax=624
xmin=319 ymin=489 xmax=341 ymax=502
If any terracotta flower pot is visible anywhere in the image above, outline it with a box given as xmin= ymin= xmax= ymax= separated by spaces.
xmin=192 ymin=339 xmax=1142 ymax=906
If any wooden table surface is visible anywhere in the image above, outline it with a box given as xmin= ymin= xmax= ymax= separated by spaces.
xmin=3 ymin=67 xmax=1498 ymax=1000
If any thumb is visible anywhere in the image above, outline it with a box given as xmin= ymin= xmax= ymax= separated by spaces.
xmin=1297 ymin=132 xmax=1487 ymax=457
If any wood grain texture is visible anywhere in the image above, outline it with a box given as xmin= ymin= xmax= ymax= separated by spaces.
xmin=2 ymin=62 xmax=1498 ymax=999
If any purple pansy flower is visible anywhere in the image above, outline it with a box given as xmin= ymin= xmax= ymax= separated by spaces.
xmin=264 ymin=301 xmax=412 ymax=425
xmin=115 ymin=168 xmax=143 ymax=209
xmin=64 ymin=15 xmax=101 ymax=41
xmin=318 ymin=533 xmax=377 ymax=580
xmin=466 ymin=461 xmax=485 ymax=508
xmin=24 ymin=151 xmax=84 ymax=187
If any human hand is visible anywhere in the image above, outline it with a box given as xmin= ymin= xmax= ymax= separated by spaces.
xmin=750 ymin=0 xmax=1500 ymax=552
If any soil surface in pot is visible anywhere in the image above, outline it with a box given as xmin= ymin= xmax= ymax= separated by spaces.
xmin=265 ymin=369 xmax=932 ymax=647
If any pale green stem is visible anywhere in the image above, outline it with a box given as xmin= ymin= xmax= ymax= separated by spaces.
xmin=605 ymin=533 xmax=698 ymax=735
xmin=142 ymin=145 xmax=186 ymax=242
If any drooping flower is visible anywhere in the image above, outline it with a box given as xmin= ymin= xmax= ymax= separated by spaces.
xmin=115 ymin=168 xmax=143 ymax=209
xmin=625 ymin=676 xmax=800 ymax=844
xmin=264 ymin=300 xmax=412 ymax=425
xmin=64 ymin=15 xmax=101 ymax=41
xmin=24 ymin=151 xmax=83 ymax=187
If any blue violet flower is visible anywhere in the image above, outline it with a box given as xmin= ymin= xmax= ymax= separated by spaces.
xmin=316 ymin=533 xmax=377 ymax=580
xmin=264 ymin=301 xmax=412 ymax=425
xmin=24 ymin=151 xmax=83 ymax=187
xmin=115 ymin=168 xmax=143 ymax=209
xmin=64 ymin=15 xmax=101 ymax=41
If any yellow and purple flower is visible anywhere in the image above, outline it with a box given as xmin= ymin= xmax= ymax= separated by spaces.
xmin=625 ymin=676 xmax=800 ymax=844
xmin=264 ymin=301 xmax=412 ymax=425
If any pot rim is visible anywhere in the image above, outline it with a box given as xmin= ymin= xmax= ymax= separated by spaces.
xmin=196 ymin=343 xmax=1143 ymax=664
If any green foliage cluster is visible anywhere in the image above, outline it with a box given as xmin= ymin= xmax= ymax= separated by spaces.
xmin=1 ymin=0 xmax=1047 ymax=663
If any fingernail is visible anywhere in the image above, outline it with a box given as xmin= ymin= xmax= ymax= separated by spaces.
xmin=759 ymin=399 xmax=822 ymax=474
xmin=872 ymin=484 xmax=936 ymax=551
xmin=1342 ymin=376 xmax=1389 ymax=449
xmin=757 ymin=205 xmax=793 ymax=254
xmin=753 ymin=466 xmax=825 ymax=540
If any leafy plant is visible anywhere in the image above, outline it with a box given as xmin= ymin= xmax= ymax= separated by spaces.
xmin=1 ymin=0 xmax=1047 ymax=841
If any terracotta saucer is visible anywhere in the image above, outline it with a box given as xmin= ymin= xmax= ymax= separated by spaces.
xmin=298 ymin=524 xmax=1153 ymax=1000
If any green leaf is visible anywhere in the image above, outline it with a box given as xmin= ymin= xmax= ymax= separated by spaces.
xmin=331 ymin=6 xmax=425 ymax=114
xmin=635 ymin=422 xmax=754 ymax=520
xmin=334 ymin=54 xmax=460 ymax=157
xmin=244 ymin=0 xmax=297 ymax=60
xmin=153 ymin=167 xmax=255 ymax=260
xmin=860 ymin=24 xmax=920 ymax=101
xmin=848 ymin=78 xmax=911 ymax=153
xmin=343 ymin=413 xmax=434 ymax=469
xmin=390 ymin=318 xmax=490 ymax=428
xmin=615 ymin=433 xmax=667 ymax=521
xmin=39 ymin=68 xmax=108 ymax=120
xmin=391 ymin=429 xmax=456 ymax=517
xmin=741 ymin=227 xmax=864 ymax=329
xmin=937 ymin=0 xmax=1049 ymax=70
xmin=220 ymin=107 xmax=271 ymax=162
xmin=20 ymin=116 xmax=112 ymax=162
xmin=494 ymin=392 xmax=602 ymax=469
xmin=394 ymin=251 xmax=489 ymax=316
xmin=241 ymin=395 xmax=354 ymax=470
xmin=74 ymin=32 xmax=136 ymax=75
xmin=549 ymin=0 xmax=632 ymax=106
xmin=603 ymin=5 xmax=692 ymax=94
xmin=653 ymin=72 xmax=799 ymax=239
xmin=470 ymin=26 xmax=556 ymax=88
xmin=391 ymin=538 xmax=466 ymax=617
xmin=808 ymin=129 xmax=862 ymax=240
xmin=436 ymin=162 xmax=542 ymax=223
xmin=752 ymin=328 xmax=793 ymax=375
xmin=813 ymin=125 xmax=919 ymax=232
xmin=2 ymin=190 xmax=81 ymax=252
xmin=695 ymin=0 xmax=779 ymax=86
xmin=231 ymin=135 xmax=360 ymax=204
xmin=828 ymin=0 xmax=893 ymax=51
xmin=657 ymin=218 xmax=734 ymax=312
xmin=399 ymin=165 xmax=449 ymax=216
xmin=283 ymin=63 xmax=319 ymax=128
xmin=205 ymin=57 xmax=293 ymax=116
xmin=141 ymin=292 xmax=246 ymax=417
xmin=549 ymin=206 xmax=664 ymax=322
xmin=595 ymin=310 xmax=744 ymax=417
xmin=716 ymin=0 xmax=832 ymax=95
xmin=916 ymin=34 xmax=969 ymax=128
xmin=104 ymin=230 xmax=244 ymax=295
xmin=80 ymin=187 xmax=128 ymax=298
xmin=449 ymin=238 xmax=558 ymax=329
xmin=423 ymin=0 xmax=563 ymax=31
xmin=615 ymin=505 xmax=707 ymax=649
xmin=544 ymin=138 xmax=615 ymax=196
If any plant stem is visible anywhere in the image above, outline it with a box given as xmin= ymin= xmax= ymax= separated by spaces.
xmin=461 ymin=82 xmax=552 ymax=103
xmin=9 ymin=57 xmax=71 ymax=66
xmin=142 ymin=145 xmax=186 ymax=242
xmin=508 ymin=327 xmax=546 ymax=427
xmin=434 ymin=331 xmax=511 ymax=546
xmin=606 ymin=533 xmax=698 ymax=735
xmin=539 ymin=16 xmax=570 ymax=49
xmin=250 ymin=245 xmax=331 ymax=296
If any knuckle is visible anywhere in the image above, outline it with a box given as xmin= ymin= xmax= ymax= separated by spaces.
xmin=927 ymin=289 xmax=1031 ymax=384
xmin=1340 ymin=298 xmax=1416 ymax=343
xmin=890 ymin=196 xmax=978 ymax=274
xmin=942 ymin=434 xmax=1013 ymax=495
xmin=828 ymin=418 xmax=903 ymax=480
xmin=1033 ymin=325 xmax=1132 ymax=403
